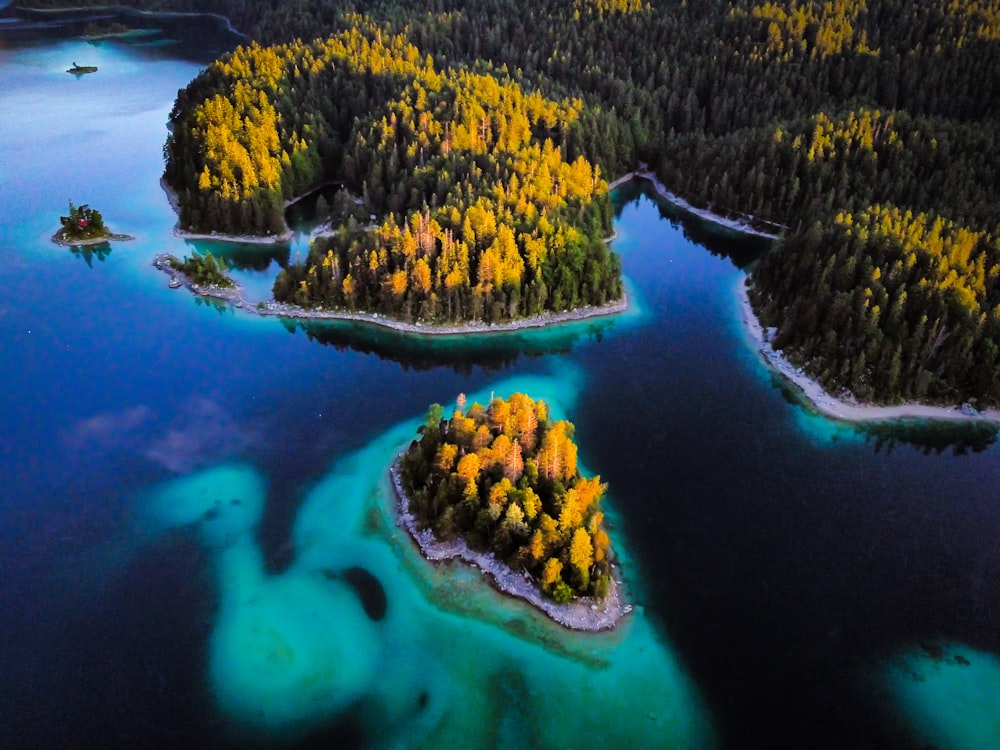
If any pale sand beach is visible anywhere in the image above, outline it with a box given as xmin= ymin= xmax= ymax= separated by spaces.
xmin=390 ymin=457 xmax=632 ymax=632
xmin=737 ymin=276 xmax=1000 ymax=424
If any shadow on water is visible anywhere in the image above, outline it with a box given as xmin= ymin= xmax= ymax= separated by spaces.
xmin=0 ymin=5 xmax=240 ymax=62
xmin=192 ymin=294 xmax=233 ymax=317
xmin=772 ymin=371 xmax=999 ymax=454
xmin=612 ymin=179 xmax=774 ymax=270
xmin=278 ymin=315 xmax=616 ymax=374
xmin=857 ymin=420 xmax=999 ymax=456
xmin=187 ymin=241 xmax=290 ymax=272
xmin=68 ymin=242 xmax=112 ymax=267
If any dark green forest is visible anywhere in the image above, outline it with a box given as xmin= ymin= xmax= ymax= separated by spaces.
xmin=29 ymin=0 xmax=1000 ymax=403
xmin=57 ymin=201 xmax=107 ymax=241
xmin=168 ymin=250 xmax=236 ymax=288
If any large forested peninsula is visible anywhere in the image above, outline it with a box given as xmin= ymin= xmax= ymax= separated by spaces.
xmin=32 ymin=0 xmax=1000 ymax=401
xmin=163 ymin=29 xmax=622 ymax=322
xmin=398 ymin=393 xmax=617 ymax=605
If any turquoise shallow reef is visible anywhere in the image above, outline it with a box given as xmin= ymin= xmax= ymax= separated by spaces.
xmin=868 ymin=641 xmax=1000 ymax=750
xmin=2 ymin=6 xmax=1000 ymax=748
xmin=143 ymin=375 xmax=714 ymax=747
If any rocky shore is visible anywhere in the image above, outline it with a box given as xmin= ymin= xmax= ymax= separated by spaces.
xmin=389 ymin=457 xmax=632 ymax=632
xmin=153 ymin=253 xmax=627 ymax=334
xmin=52 ymin=231 xmax=133 ymax=247
xmin=609 ymin=166 xmax=783 ymax=240
xmin=738 ymin=276 xmax=1000 ymax=424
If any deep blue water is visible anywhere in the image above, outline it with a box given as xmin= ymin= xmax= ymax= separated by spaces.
xmin=2 ymin=9 xmax=1000 ymax=750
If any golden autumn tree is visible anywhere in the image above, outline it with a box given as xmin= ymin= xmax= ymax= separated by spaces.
xmin=537 ymin=420 xmax=577 ymax=482
xmin=456 ymin=452 xmax=481 ymax=482
xmin=399 ymin=393 xmax=617 ymax=601
xmin=542 ymin=557 xmax=563 ymax=589
xmin=569 ymin=527 xmax=594 ymax=589
xmin=435 ymin=442 xmax=458 ymax=473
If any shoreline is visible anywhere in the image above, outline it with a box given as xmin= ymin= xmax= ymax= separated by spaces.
xmin=52 ymin=230 xmax=133 ymax=247
xmin=80 ymin=28 xmax=157 ymax=40
xmin=153 ymin=252 xmax=628 ymax=334
xmin=159 ymin=178 xmax=294 ymax=245
xmin=609 ymin=166 xmax=782 ymax=240
xmin=389 ymin=456 xmax=632 ymax=632
xmin=15 ymin=4 xmax=248 ymax=39
xmin=737 ymin=276 xmax=1000 ymax=424
xmin=616 ymin=166 xmax=1000 ymax=426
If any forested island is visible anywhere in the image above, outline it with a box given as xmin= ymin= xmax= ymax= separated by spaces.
xmin=396 ymin=393 xmax=628 ymax=629
xmin=159 ymin=251 xmax=236 ymax=289
xmin=52 ymin=202 xmax=132 ymax=245
xmin=28 ymin=0 xmax=1000 ymax=403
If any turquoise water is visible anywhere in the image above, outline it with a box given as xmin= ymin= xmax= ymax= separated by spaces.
xmin=141 ymin=375 xmax=712 ymax=747
xmin=3 ymin=10 xmax=1000 ymax=749
xmin=868 ymin=641 xmax=1000 ymax=750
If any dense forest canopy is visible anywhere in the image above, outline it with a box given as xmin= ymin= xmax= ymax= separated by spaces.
xmin=165 ymin=28 xmax=621 ymax=323
xmin=29 ymin=0 xmax=1000 ymax=402
xmin=58 ymin=201 xmax=107 ymax=240
xmin=399 ymin=393 xmax=616 ymax=603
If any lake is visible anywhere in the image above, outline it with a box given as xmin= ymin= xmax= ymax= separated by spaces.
xmin=2 ymin=8 xmax=999 ymax=749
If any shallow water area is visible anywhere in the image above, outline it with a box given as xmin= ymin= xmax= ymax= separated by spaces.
xmin=871 ymin=641 xmax=1000 ymax=749
xmin=135 ymin=373 xmax=714 ymax=747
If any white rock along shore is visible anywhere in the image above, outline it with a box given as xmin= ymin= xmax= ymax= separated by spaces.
xmin=153 ymin=253 xmax=627 ymax=334
xmin=52 ymin=231 xmax=134 ymax=247
xmin=738 ymin=276 xmax=1000 ymax=424
xmin=608 ymin=166 xmax=783 ymax=240
xmin=389 ymin=457 xmax=632 ymax=632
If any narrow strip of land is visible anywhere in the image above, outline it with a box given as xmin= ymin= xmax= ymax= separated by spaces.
xmin=153 ymin=253 xmax=627 ymax=335
xmin=52 ymin=231 xmax=133 ymax=247
xmin=389 ymin=457 xmax=632 ymax=632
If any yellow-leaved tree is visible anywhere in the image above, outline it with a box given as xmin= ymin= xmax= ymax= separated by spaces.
xmin=569 ymin=527 xmax=594 ymax=589
xmin=542 ymin=557 xmax=563 ymax=589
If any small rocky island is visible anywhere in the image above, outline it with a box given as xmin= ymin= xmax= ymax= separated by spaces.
xmin=154 ymin=251 xmax=239 ymax=296
xmin=394 ymin=392 xmax=631 ymax=631
xmin=52 ymin=202 xmax=132 ymax=246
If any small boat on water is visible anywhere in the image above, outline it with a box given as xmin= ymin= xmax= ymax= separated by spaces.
xmin=67 ymin=62 xmax=98 ymax=75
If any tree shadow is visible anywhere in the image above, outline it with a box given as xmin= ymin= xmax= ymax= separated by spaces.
xmin=857 ymin=419 xmax=999 ymax=456
xmin=613 ymin=179 xmax=773 ymax=270
xmin=68 ymin=242 xmax=112 ymax=267
xmin=278 ymin=314 xmax=618 ymax=374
